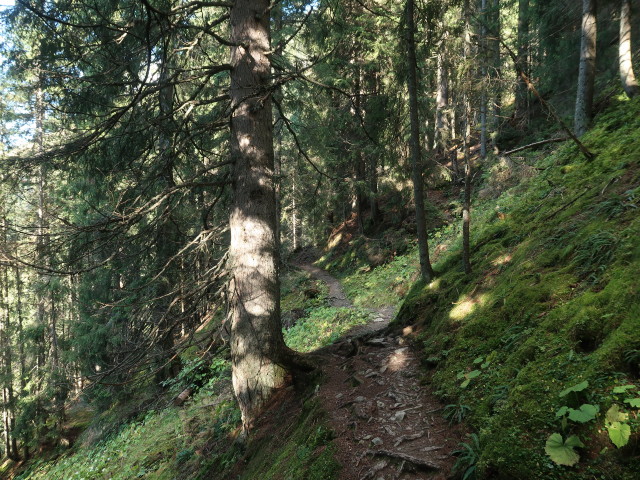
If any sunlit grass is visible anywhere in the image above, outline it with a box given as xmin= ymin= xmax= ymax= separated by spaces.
xmin=284 ymin=307 xmax=369 ymax=352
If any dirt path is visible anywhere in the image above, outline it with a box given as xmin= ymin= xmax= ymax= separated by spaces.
xmin=297 ymin=264 xmax=464 ymax=480
xmin=295 ymin=262 xmax=394 ymax=336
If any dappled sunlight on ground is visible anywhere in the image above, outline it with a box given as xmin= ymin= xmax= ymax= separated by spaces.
xmin=449 ymin=292 xmax=488 ymax=321
xmin=492 ymin=253 xmax=513 ymax=266
xmin=384 ymin=346 xmax=410 ymax=372
xmin=327 ymin=232 xmax=342 ymax=249
xmin=427 ymin=278 xmax=441 ymax=290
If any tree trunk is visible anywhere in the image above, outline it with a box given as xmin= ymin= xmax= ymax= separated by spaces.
xmin=1 ymin=221 xmax=18 ymax=460
xmin=434 ymin=35 xmax=449 ymax=153
xmin=155 ymin=25 xmax=182 ymax=383
xmin=369 ymin=73 xmax=381 ymax=226
xmin=619 ymin=0 xmax=639 ymax=98
xmin=273 ymin=4 xmax=284 ymax=252
xmin=354 ymin=67 xmax=366 ymax=234
xmin=463 ymin=0 xmax=473 ymax=274
xmin=14 ymin=262 xmax=27 ymax=462
xmin=14 ymin=265 xmax=25 ymax=396
xmin=515 ymin=0 xmax=530 ymax=123
xmin=33 ymin=69 xmax=48 ymax=452
xmin=479 ymin=0 xmax=488 ymax=160
xmin=229 ymin=0 xmax=292 ymax=431
xmin=369 ymin=155 xmax=380 ymax=225
xmin=491 ymin=0 xmax=502 ymax=149
xmin=575 ymin=0 xmax=597 ymax=137
xmin=405 ymin=0 xmax=434 ymax=282
xmin=35 ymin=70 xmax=47 ymax=376
xmin=292 ymin=167 xmax=298 ymax=250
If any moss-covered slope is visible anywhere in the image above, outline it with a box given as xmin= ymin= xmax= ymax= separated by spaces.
xmin=395 ymin=96 xmax=640 ymax=479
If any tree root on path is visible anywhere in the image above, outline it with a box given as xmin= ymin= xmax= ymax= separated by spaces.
xmin=365 ymin=449 xmax=440 ymax=471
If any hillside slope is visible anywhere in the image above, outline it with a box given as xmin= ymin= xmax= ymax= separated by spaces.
xmin=393 ymin=96 xmax=640 ymax=478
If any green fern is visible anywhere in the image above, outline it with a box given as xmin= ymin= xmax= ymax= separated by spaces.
xmin=452 ymin=433 xmax=481 ymax=480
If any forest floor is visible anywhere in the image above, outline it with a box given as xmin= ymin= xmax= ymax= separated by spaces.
xmin=296 ymin=261 xmax=465 ymax=480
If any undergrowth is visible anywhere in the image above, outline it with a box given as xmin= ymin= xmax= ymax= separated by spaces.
xmin=284 ymin=306 xmax=370 ymax=352
xmin=16 ymin=267 xmax=349 ymax=480
xmin=389 ymin=95 xmax=640 ymax=479
xmin=17 ymin=371 xmax=240 ymax=480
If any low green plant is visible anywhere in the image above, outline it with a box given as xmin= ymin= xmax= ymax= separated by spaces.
xmin=574 ymin=231 xmax=618 ymax=281
xmin=603 ymin=384 xmax=640 ymax=448
xmin=555 ymin=403 xmax=599 ymax=428
xmin=546 ymin=381 xmax=597 ymax=467
xmin=452 ymin=433 xmax=481 ymax=480
xmin=544 ymin=433 xmax=585 ymax=467
xmin=546 ymin=381 xmax=640 ymax=467
xmin=605 ymin=404 xmax=631 ymax=448
xmin=177 ymin=447 xmax=195 ymax=465
xmin=443 ymin=403 xmax=471 ymax=425
xmin=558 ymin=380 xmax=589 ymax=400
xmin=592 ymin=188 xmax=638 ymax=219
xmin=456 ymin=356 xmax=491 ymax=388
xmin=623 ymin=348 xmax=640 ymax=372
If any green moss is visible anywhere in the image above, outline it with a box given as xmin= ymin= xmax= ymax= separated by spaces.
xmin=284 ymin=306 xmax=370 ymax=352
xmin=397 ymin=98 xmax=640 ymax=478
xmin=281 ymin=269 xmax=329 ymax=313
xmin=238 ymin=400 xmax=340 ymax=480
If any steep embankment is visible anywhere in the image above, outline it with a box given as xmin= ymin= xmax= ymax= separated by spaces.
xmin=391 ymin=97 xmax=640 ymax=478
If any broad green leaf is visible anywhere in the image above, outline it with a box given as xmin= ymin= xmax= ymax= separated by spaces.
xmin=559 ymin=381 xmax=588 ymax=397
xmin=605 ymin=405 xmax=628 ymax=424
xmin=556 ymin=406 xmax=569 ymax=418
xmin=613 ymin=385 xmax=636 ymax=394
xmin=456 ymin=371 xmax=465 ymax=380
xmin=473 ymin=357 xmax=484 ymax=364
xmin=565 ymin=435 xmax=585 ymax=448
xmin=623 ymin=398 xmax=640 ymax=408
xmin=607 ymin=421 xmax=631 ymax=448
xmin=545 ymin=433 xmax=582 ymax=466
xmin=567 ymin=410 xmax=591 ymax=423
xmin=568 ymin=404 xmax=599 ymax=423
xmin=460 ymin=379 xmax=470 ymax=388
xmin=467 ymin=370 xmax=481 ymax=379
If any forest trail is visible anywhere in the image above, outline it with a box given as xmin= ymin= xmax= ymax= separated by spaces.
xmin=296 ymin=263 xmax=464 ymax=480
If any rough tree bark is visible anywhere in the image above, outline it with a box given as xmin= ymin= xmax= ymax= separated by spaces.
xmin=575 ymin=0 xmax=597 ymax=137
xmin=229 ymin=0 xmax=293 ymax=431
xmin=619 ymin=0 xmax=639 ymax=98
xmin=405 ymin=0 xmax=434 ymax=282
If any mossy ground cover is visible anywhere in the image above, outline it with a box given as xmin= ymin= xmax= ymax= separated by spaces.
xmin=16 ymin=365 xmax=241 ymax=480
xmin=391 ymin=96 xmax=640 ymax=479
xmin=235 ymin=398 xmax=340 ymax=480
xmin=317 ymin=239 xmax=422 ymax=309
xmin=14 ymin=269 xmax=346 ymax=480
xmin=281 ymin=267 xmax=370 ymax=351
